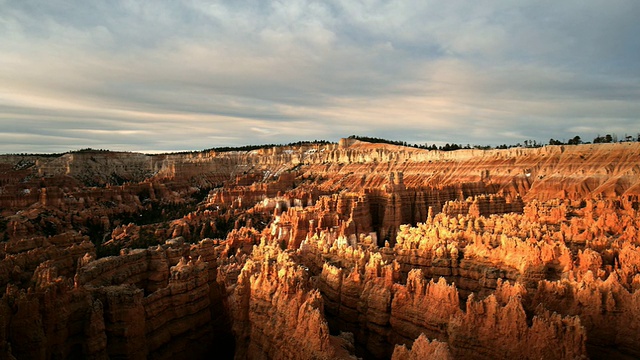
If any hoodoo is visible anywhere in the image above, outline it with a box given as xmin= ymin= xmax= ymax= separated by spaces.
xmin=1 ymin=140 xmax=640 ymax=359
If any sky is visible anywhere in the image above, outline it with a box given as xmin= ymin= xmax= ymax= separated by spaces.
xmin=1 ymin=0 xmax=639 ymax=153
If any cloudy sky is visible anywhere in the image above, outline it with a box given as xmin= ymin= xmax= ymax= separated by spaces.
xmin=1 ymin=1 xmax=639 ymax=153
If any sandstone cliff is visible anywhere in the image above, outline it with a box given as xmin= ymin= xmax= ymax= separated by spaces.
xmin=1 ymin=140 xmax=639 ymax=359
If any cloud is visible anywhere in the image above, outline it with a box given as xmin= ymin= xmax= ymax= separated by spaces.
xmin=1 ymin=0 xmax=639 ymax=153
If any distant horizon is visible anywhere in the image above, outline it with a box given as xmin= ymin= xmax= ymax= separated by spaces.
xmin=1 ymin=132 xmax=637 ymax=156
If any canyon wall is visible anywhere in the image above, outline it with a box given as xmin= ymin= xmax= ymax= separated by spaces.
xmin=1 ymin=140 xmax=640 ymax=359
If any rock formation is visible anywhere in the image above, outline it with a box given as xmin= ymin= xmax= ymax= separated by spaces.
xmin=1 ymin=140 xmax=640 ymax=359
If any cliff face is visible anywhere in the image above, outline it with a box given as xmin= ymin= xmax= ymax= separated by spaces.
xmin=1 ymin=140 xmax=640 ymax=359
xmin=223 ymin=246 xmax=355 ymax=360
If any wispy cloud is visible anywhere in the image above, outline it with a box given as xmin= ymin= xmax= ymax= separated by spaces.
xmin=1 ymin=0 xmax=639 ymax=153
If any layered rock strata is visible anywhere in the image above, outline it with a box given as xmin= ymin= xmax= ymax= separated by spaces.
xmin=1 ymin=140 xmax=639 ymax=359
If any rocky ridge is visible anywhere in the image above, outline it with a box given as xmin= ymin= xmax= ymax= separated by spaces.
xmin=0 ymin=140 xmax=639 ymax=359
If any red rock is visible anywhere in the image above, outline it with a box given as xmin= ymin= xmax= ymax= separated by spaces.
xmin=392 ymin=334 xmax=453 ymax=360
xmin=1 ymin=141 xmax=640 ymax=358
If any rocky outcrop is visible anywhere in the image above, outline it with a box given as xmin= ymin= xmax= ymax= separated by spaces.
xmin=35 ymin=152 xmax=154 ymax=186
xmin=448 ymin=291 xmax=586 ymax=359
xmin=531 ymin=272 xmax=640 ymax=358
xmin=0 ymin=279 xmax=108 ymax=359
xmin=2 ymin=141 xmax=640 ymax=359
xmin=392 ymin=334 xmax=453 ymax=360
xmin=0 ymin=238 xmax=234 ymax=359
xmin=390 ymin=272 xmax=462 ymax=345
xmin=224 ymin=246 xmax=356 ymax=360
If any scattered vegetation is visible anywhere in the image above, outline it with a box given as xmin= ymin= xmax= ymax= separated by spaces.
xmin=347 ymin=135 xmax=408 ymax=146
xmin=160 ymin=140 xmax=333 ymax=155
xmin=70 ymin=148 xmax=114 ymax=153
xmin=4 ymin=132 xmax=640 ymax=157
xmin=4 ymin=152 xmax=63 ymax=158
xmin=349 ymin=132 xmax=640 ymax=151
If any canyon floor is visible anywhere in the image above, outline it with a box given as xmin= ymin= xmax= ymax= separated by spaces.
xmin=1 ymin=138 xmax=639 ymax=359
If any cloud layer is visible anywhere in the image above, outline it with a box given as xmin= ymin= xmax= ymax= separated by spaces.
xmin=1 ymin=0 xmax=639 ymax=153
